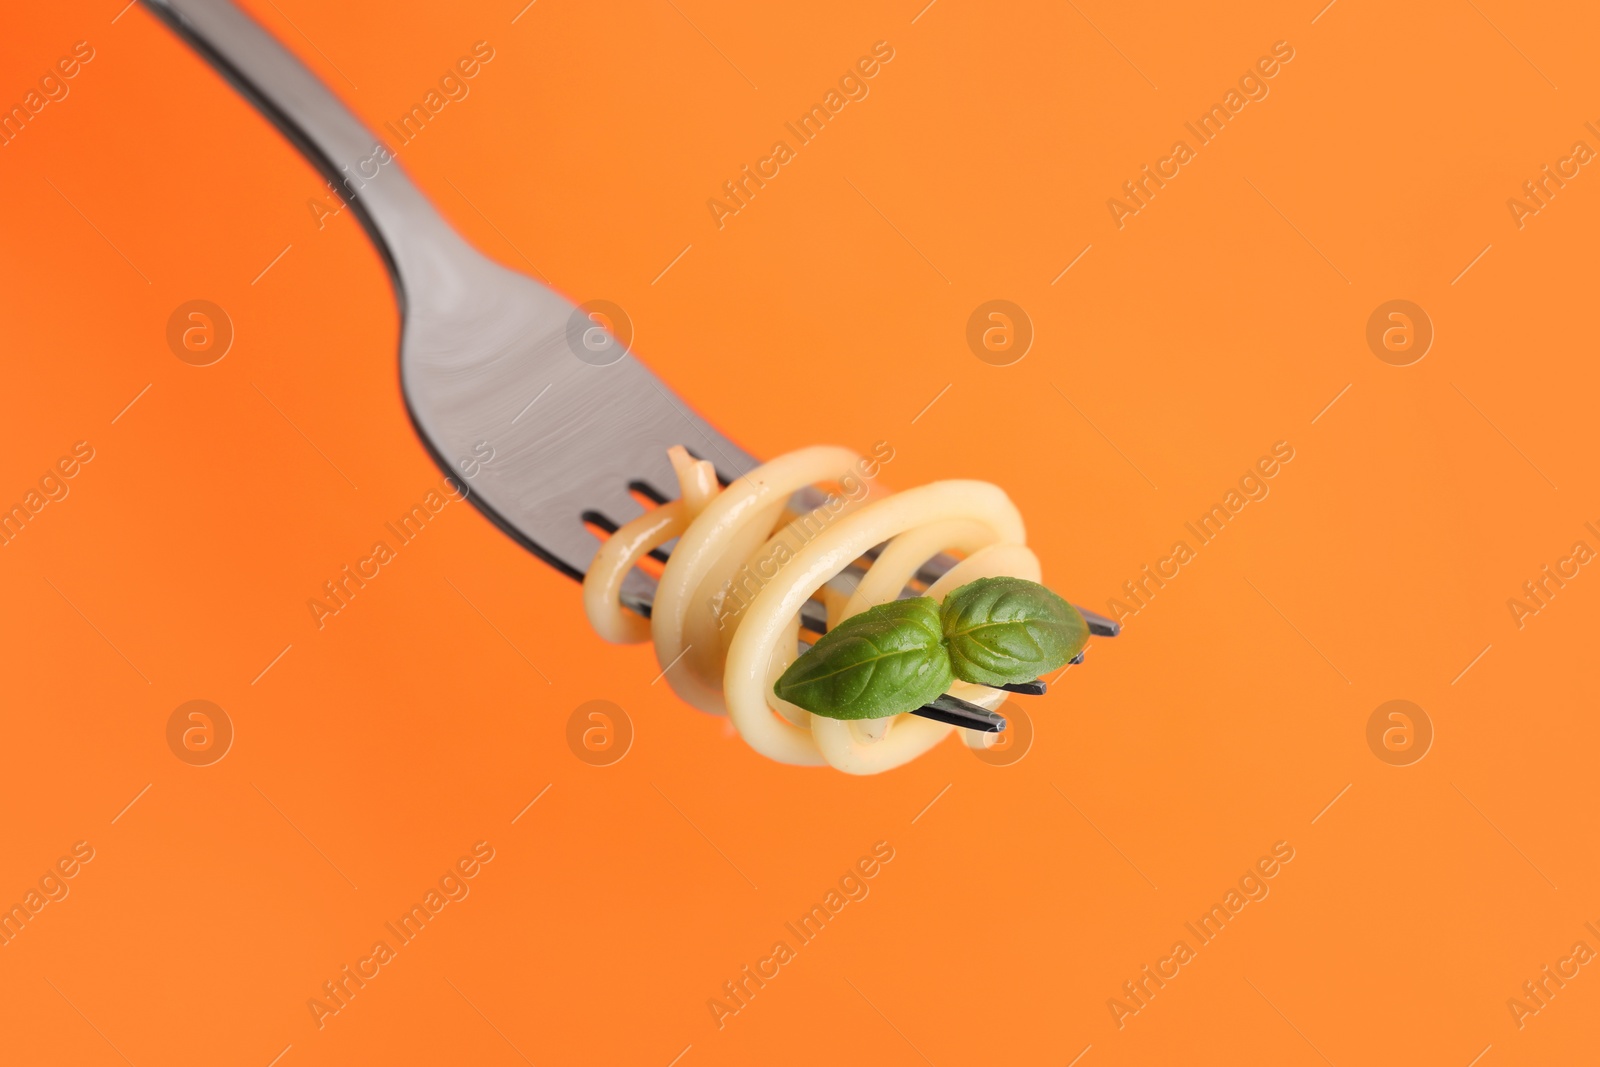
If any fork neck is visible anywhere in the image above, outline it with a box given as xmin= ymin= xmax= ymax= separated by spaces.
xmin=145 ymin=0 xmax=481 ymax=302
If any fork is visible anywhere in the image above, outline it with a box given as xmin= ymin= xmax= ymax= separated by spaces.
xmin=143 ymin=0 xmax=1117 ymax=732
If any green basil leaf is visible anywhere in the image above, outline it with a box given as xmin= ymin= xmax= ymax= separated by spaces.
xmin=774 ymin=597 xmax=953 ymax=720
xmin=939 ymin=576 xmax=1088 ymax=687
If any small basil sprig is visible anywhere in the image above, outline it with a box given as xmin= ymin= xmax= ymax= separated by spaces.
xmin=773 ymin=598 xmax=952 ymax=720
xmin=774 ymin=577 xmax=1088 ymax=720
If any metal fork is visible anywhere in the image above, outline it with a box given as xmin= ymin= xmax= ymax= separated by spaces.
xmin=143 ymin=0 xmax=1117 ymax=731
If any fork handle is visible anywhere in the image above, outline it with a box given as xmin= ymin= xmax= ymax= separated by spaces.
xmin=142 ymin=0 xmax=471 ymax=296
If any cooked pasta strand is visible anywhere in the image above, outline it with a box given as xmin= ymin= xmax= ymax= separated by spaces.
xmin=581 ymin=445 xmax=1043 ymax=774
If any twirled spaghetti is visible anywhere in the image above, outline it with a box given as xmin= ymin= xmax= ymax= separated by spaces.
xmin=582 ymin=444 xmax=1043 ymax=775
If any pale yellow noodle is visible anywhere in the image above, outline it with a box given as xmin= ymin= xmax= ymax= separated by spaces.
xmin=581 ymin=445 xmax=1042 ymax=775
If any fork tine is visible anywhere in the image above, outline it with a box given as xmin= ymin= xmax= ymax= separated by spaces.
xmin=1075 ymin=605 xmax=1120 ymax=636
xmin=582 ymin=510 xmax=672 ymax=564
xmin=799 ymin=602 xmax=829 ymax=633
xmin=911 ymin=694 xmax=1005 ymax=732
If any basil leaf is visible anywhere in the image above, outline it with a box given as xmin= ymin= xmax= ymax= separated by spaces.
xmin=939 ymin=577 xmax=1088 ymax=687
xmin=774 ymin=598 xmax=953 ymax=720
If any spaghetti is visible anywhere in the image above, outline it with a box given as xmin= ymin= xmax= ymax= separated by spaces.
xmin=582 ymin=444 xmax=1044 ymax=775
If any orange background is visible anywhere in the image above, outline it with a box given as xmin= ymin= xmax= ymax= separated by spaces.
xmin=2 ymin=1 xmax=1597 ymax=1064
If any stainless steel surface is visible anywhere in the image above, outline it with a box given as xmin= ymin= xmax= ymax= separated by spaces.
xmin=143 ymin=0 xmax=758 ymax=583
xmin=1077 ymin=606 xmax=1121 ymax=636
xmin=919 ymin=694 xmax=1006 ymax=733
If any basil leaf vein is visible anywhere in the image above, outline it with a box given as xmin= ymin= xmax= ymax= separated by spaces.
xmin=773 ymin=597 xmax=952 ymax=720
xmin=939 ymin=576 xmax=1087 ymax=687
